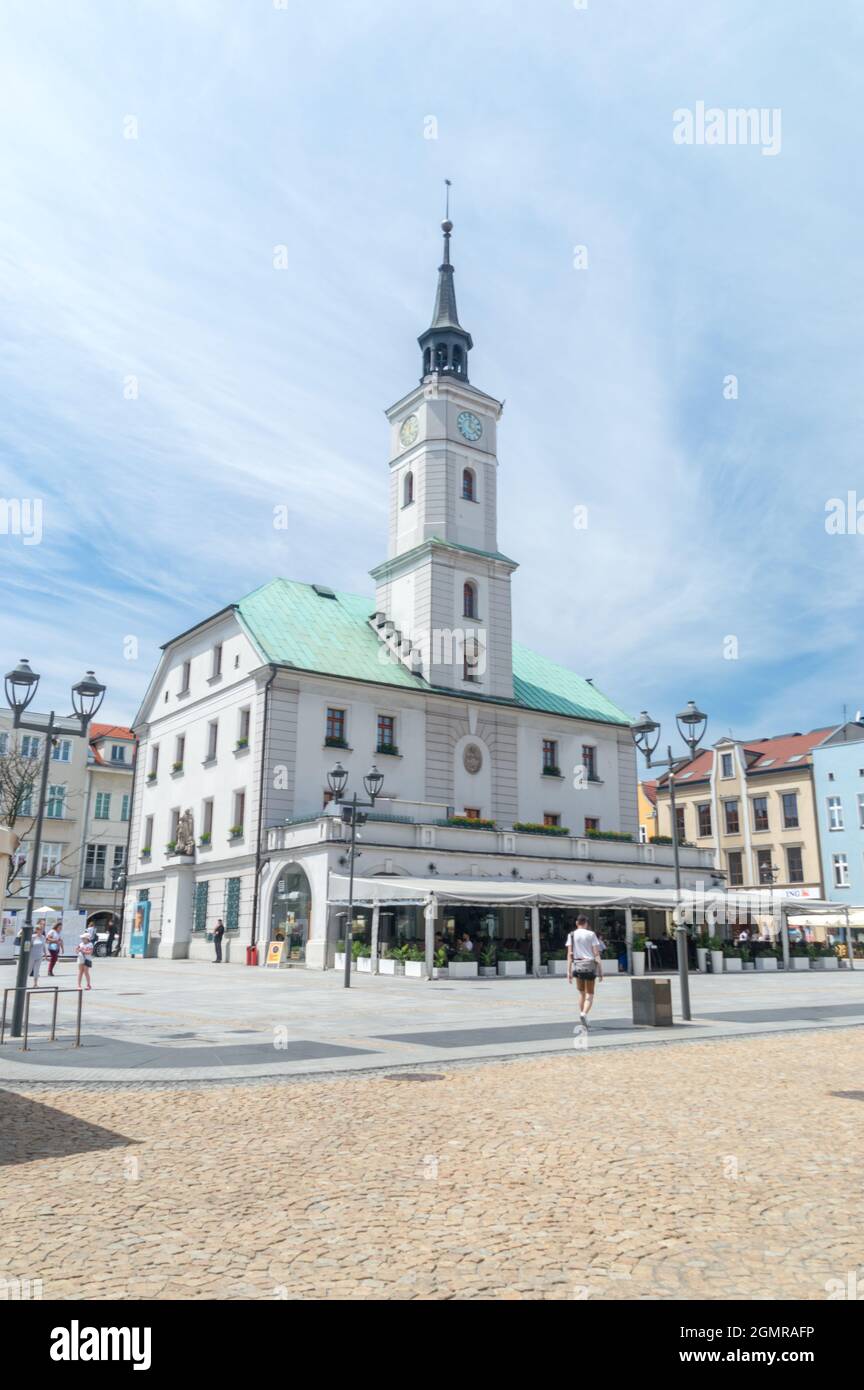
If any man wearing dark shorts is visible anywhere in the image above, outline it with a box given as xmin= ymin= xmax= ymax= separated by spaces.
xmin=567 ymin=914 xmax=603 ymax=1030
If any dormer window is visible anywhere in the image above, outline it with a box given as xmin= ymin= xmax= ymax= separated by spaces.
xmin=403 ymin=471 xmax=414 ymax=506
xmin=462 ymin=468 xmax=476 ymax=501
xmin=463 ymin=581 xmax=477 ymax=619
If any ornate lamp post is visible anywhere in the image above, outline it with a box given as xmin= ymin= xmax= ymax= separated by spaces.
xmin=631 ymin=700 xmax=708 ymax=1022
xmin=326 ymin=762 xmax=385 ymax=989
xmin=4 ymin=659 xmax=106 ymax=1035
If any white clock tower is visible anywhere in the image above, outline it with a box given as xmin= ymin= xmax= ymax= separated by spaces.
xmin=370 ymin=217 xmax=517 ymax=699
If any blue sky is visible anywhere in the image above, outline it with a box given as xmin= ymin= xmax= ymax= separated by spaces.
xmin=1 ymin=0 xmax=862 ymax=750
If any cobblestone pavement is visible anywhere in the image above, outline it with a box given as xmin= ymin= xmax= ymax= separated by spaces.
xmin=2 ymin=1030 xmax=862 ymax=1301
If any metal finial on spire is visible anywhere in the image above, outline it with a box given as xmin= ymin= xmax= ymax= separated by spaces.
xmin=444 ymin=178 xmax=451 ymax=221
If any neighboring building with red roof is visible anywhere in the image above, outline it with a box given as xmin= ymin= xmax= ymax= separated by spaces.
xmin=654 ymin=728 xmax=832 ymax=897
xmin=637 ymin=779 xmax=658 ymax=844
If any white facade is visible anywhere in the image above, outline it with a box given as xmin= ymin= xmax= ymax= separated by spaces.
xmin=123 ymin=218 xmax=675 ymax=966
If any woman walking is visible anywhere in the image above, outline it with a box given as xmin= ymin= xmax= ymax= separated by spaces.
xmin=45 ymin=921 xmax=63 ymax=976
xmin=76 ymin=932 xmax=94 ymax=990
xmin=28 ymin=921 xmax=47 ymax=987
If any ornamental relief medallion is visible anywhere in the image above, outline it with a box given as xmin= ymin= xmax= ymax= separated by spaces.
xmin=463 ymin=743 xmax=483 ymax=775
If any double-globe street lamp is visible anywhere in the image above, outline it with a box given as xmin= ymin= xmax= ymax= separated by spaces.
xmin=631 ymin=700 xmax=708 ymax=1022
xmin=4 ymin=658 xmax=106 ymax=1036
xmin=326 ymin=761 xmax=385 ymax=988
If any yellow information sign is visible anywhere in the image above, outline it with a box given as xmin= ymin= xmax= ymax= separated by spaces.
xmin=265 ymin=941 xmax=285 ymax=969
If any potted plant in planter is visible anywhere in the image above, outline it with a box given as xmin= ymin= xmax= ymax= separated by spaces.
xmin=708 ymin=936 xmax=725 ymax=974
xmin=334 ymin=940 xmax=347 ymax=971
xmin=140 ymin=846 xmax=152 ymax=860
xmin=497 ymin=949 xmax=527 ymax=978
xmin=696 ymin=936 xmax=709 ymax=973
xmin=355 ymin=941 xmax=373 ymax=973
xmin=432 ymin=946 xmax=448 ymax=980
xmin=235 ymin=737 xmax=249 ymax=750
xmin=449 ymin=950 xmax=479 ymax=979
xmin=741 ymin=946 xmax=755 ymax=971
xmin=378 ymin=944 xmax=405 ymax=976
xmin=228 ymin=825 xmax=244 ymax=840
xmin=789 ymin=943 xmax=810 ymax=970
xmin=198 ymin=832 xmax=211 ymax=848
xmin=479 ymin=943 xmax=498 ymax=978
xmin=755 ymin=946 xmax=780 ymax=971
xmin=631 ymin=934 xmax=646 ymax=976
xmin=402 ymin=945 xmax=426 ymax=978
xmin=545 ymin=948 xmax=568 ymax=977
xmin=165 ymin=840 xmax=177 ymax=855
xmin=722 ymin=944 xmax=743 ymax=972
xmin=811 ymin=944 xmax=839 ymax=970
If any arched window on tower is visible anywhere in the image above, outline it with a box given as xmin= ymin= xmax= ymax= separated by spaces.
xmin=403 ymin=471 xmax=414 ymax=506
xmin=462 ymin=467 xmax=476 ymax=502
xmin=423 ymin=347 xmax=431 ymax=375
xmin=435 ymin=343 xmax=448 ymax=372
xmin=452 ymin=345 xmax=463 ymax=375
xmin=463 ymin=581 xmax=477 ymax=619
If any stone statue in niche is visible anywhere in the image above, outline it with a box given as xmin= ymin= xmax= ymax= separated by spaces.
xmin=175 ymin=809 xmax=195 ymax=856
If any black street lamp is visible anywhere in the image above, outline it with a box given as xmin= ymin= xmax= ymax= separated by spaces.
xmin=4 ymin=659 xmax=106 ymax=1035
xmin=326 ymin=763 xmax=384 ymax=988
xmin=631 ymin=700 xmax=708 ymax=1022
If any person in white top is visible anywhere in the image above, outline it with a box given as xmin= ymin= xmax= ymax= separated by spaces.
xmin=567 ymin=914 xmax=603 ymax=1030
xmin=28 ymin=922 xmax=46 ymax=986
xmin=76 ymin=934 xmax=94 ymax=991
xmin=46 ymin=923 xmax=63 ymax=977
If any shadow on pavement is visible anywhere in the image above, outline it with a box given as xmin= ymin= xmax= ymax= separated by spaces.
xmin=0 ymin=1090 xmax=136 ymax=1167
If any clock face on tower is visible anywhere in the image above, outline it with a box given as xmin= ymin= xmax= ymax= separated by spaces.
xmin=456 ymin=410 xmax=483 ymax=442
xmin=399 ymin=414 xmax=419 ymax=449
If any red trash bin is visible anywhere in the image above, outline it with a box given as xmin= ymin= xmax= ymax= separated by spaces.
xmin=246 ymin=945 xmax=259 ymax=967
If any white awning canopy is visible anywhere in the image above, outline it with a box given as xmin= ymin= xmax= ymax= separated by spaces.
xmin=327 ymin=874 xmax=846 ymax=917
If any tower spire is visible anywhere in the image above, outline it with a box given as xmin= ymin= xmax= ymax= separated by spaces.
xmin=418 ymin=182 xmax=473 ymax=382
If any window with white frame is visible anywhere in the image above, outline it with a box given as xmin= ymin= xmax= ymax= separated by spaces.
xmin=0 ymin=732 xmax=8 ymax=756
xmin=174 ymin=735 xmax=185 ymax=770
xmin=142 ymin=815 xmax=154 ymax=852
xmin=40 ymin=843 xmax=63 ymax=876
xmin=84 ymin=843 xmax=106 ymax=889
xmin=110 ymin=743 xmax=126 ymax=763
xmin=149 ymin=745 xmax=159 ymax=778
xmin=212 ymin=643 xmax=223 ymax=679
xmin=238 ymin=708 xmax=250 ymax=746
xmin=720 ymin=752 xmax=734 ymax=778
xmin=170 ymin=808 xmax=180 ymax=843
xmin=179 ymin=660 xmax=191 ymax=694
xmin=858 ymin=794 xmax=864 ymax=830
xmin=52 ymin=739 xmax=71 ymax=762
xmin=121 ymin=794 xmax=130 ymax=821
xmin=833 ymin=853 xmax=849 ymax=888
xmin=202 ymin=799 xmax=214 ymax=839
xmin=827 ymin=796 xmax=844 ymax=831
xmin=206 ymin=721 xmax=218 ymax=761
xmin=21 ymin=735 xmax=40 ymax=759
xmin=94 ymin=792 xmax=111 ymax=820
xmin=230 ymin=790 xmax=246 ymax=836
xmin=46 ymin=784 xmax=66 ymax=818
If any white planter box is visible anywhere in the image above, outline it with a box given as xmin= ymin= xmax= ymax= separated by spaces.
xmin=710 ymin=950 xmax=725 ymax=974
xmin=479 ymin=966 xmax=497 ymax=978
xmin=432 ymin=967 xmax=448 ymax=979
xmin=632 ymin=952 xmax=645 ymax=976
xmin=724 ymin=956 xmax=743 ymax=972
xmin=790 ymin=955 xmax=811 ymax=970
xmin=497 ymin=961 xmax=527 ymax=977
xmin=449 ymin=961 xmax=478 ymax=979
xmin=601 ymin=959 xmax=619 ymax=975
xmin=334 ymin=952 xmax=346 ymax=971
xmin=546 ymin=960 xmax=568 ymax=976
xmin=357 ymin=957 xmax=373 ymax=973
xmin=755 ymin=956 xmax=778 ymax=971
xmin=404 ymin=960 xmax=425 ymax=978
xmin=812 ymin=956 xmax=839 ymax=970
xmin=696 ymin=947 xmax=708 ymax=972
xmin=378 ymin=958 xmax=404 ymax=975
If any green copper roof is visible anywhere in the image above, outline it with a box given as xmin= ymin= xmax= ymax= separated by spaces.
xmin=236 ymin=579 xmax=630 ymax=726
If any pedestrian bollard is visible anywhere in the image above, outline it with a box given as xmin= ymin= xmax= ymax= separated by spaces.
xmin=631 ymin=976 xmax=673 ymax=1026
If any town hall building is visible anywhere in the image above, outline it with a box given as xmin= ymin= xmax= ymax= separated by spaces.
xmin=123 ymin=217 xmax=715 ymax=970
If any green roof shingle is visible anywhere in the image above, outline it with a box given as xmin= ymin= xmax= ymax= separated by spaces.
xmin=236 ymin=579 xmax=630 ymax=727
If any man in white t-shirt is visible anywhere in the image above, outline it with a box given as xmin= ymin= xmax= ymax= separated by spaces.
xmin=567 ymin=914 xmax=603 ymax=1030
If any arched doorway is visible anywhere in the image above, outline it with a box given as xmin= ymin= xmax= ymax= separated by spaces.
xmin=86 ymin=910 xmax=120 ymax=957
xmin=269 ymin=863 xmax=312 ymax=962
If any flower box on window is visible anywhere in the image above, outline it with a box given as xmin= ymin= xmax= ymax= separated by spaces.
xmin=586 ymin=829 xmax=635 ymax=843
xmin=171 ymin=762 xmax=184 ymax=774
xmin=228 ymin=825 xmax=244 ymax=839
xmin=165 ymin=841 xmax=177 ymax=854
xmin=324 ymin=736 xmax=349 ymax=749
xmin=141 ymin=847 xmax=152 ymax=858
xmin=513 ymin=822 xmax=570 ymax=837
xmin=235 ymin=738 xmax=249 ymax=750
xmin=198 ymin=833 xmax=211 ymax=846
xmin=147 ymin=772 xmax=157 ymax=783
xmin=542 ymin=766 xmax=562 ymax=777
xmin=376 ymin=743 xmax=399 ymax=756
xmin=437 ymin=816 xmax=497 ymax=831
